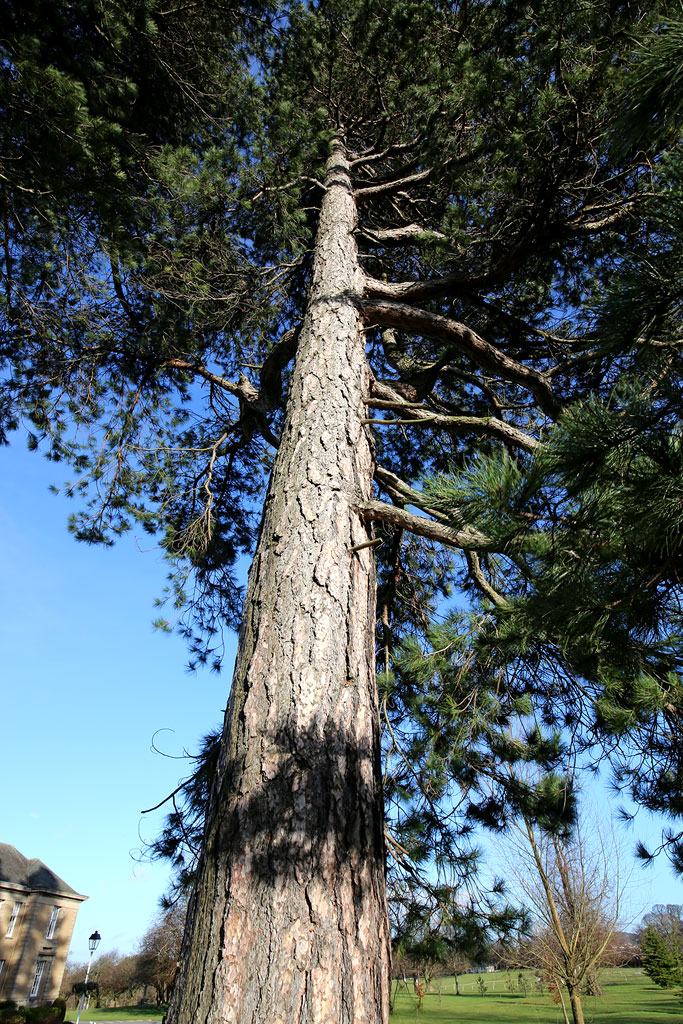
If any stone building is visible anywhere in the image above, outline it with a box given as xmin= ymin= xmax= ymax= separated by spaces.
xmin=0 ymin=844 xmax=87 ymax=1005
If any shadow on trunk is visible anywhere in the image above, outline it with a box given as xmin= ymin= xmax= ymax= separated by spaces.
xmin=205 ymin=715 xmax=384 ymax=894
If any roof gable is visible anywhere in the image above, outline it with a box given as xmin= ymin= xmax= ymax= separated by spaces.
xmin=0 ymin=843 xmax=84 ymax=898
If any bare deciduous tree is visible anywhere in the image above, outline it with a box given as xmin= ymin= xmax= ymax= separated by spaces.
xmin=502 ymin=816 xmax=623 ymax=1024
xmin=137 ymin=903 xmax=187 ymax=1005
xmin=91 ymin=952 xmax=140 ymax=1007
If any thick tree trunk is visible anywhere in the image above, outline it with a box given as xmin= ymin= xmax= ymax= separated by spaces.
xmin=167 ymin=141 xmax=390 ymax=1024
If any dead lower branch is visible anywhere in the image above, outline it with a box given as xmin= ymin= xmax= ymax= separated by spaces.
xmin=354 ymin=166 xmax=434 ymax=202
xmin=366 ymin=378 xmax=540 ymax=452
xmin=465 ymin=550 xmax=509 ymax=607
xmin=357 ymin=498 xmax=492 ymax=550
xmin=361 ymin=298 xmax=562 ymax=419
xmin=358 ymin=223 xmax=447 ymax=245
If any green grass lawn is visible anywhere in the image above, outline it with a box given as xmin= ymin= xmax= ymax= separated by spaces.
xmin=64 ymin=1006 xmax=166 ymax=1022
xmin=389 ymin=968 xmax=682 ymax=1023
xmin=60 ymin=969 xmax=679 ymax=1022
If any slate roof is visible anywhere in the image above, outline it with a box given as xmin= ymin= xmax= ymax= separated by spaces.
xmin=0 ymin=843 xmax=84 ymax=898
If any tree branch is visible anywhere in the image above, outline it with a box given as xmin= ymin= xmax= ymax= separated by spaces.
xmin=363 ymin=248 xmax=531 ymax=300
xmin=259 ymin=326 xmax=299 ymax=409
xmin=358 ymin=223 xmax=447 ymax=246
xmin=354 ymin=166 xmax=434 ymax=202
xmin=110 ymin=260 xmax=142 ymax=329
xmin=563 ymin=193 xmax=656 ymax=236
xmin=349 ymin=137 xmax=419 ymax=168
xmin=374 ymin=465 xmax=453 ymax=524
xmin=164 ymin=360 xmax=279 ymax=447
xmin=367 ymin=379 xmax=540 ymax=452
xmin=357 ymin=498 xmax=492 ymax=550
xmin=164 ymin=358 xmax=245 ymax=396
xmin=465 ymin=550 xmax=509 ymax=607
xmin=362 ymin=193 xmax=561 ymax=299
xmin=361 ymin=298 xmax=562 ymax=419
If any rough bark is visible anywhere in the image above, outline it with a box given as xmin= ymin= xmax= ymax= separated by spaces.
xmin=167 ymin=141 xmax=390 ymax=1024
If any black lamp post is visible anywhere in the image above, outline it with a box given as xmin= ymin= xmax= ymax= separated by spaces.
xmin=75 ymin=931 xmax=101 ymax=1024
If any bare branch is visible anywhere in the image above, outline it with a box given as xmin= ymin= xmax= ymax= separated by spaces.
xmin=465 ymin=550 xmax=509 ymax=607
xmin=374 ymin=465 xmax=453 ymax=524
xmin=163 ymin=358 xmax=244 ymax=396
xmin=563 ymin=193 xmax=656 ymax=235
xmin=362 ymin=198 xmax=558 ymax=299
xmin=251 ymin=176 xmax=324 ymax=201
xmin=163 ymin=359 xmax=279 ymax=447
xmin=358 ymin=224 xmax=447 ymax=246
xmin=366 ymin=383 xmax=540 ymax=451
xmin=357 ymin=498 xmax=492 ymax=550
xmin=259 ymin=327 xmax=299 ymax=409
xmin=349 ymin=138 xmax=421 ymax=169
xmin=354 ymin=166 xmax=433 ymax=202
xmin=363 ymin=259 xmax=521 ymax=301
xmin=361 ymin=298 xmax=562 ymax=419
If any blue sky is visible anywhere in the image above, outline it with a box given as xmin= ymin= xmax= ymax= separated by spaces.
xmin=2 ymin=438 xmax=681 ymax=964
xmin=1 ymin=439 xmax=236 ymax=961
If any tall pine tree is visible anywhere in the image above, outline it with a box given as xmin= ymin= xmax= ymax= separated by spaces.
xmin=2 ymin=2 xmax=682 ymax=1022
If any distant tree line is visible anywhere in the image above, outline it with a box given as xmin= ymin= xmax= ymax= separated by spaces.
xmin=59 ymin=894 xmax=678 ymax=1016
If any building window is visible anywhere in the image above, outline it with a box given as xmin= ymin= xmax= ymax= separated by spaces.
xmin=45 ymin=906 xmax=60 ymax=939
xmin=29 ymin=959 xmax=48 ymax=999
xmin=6 ymin=903 xmax=21 ymax=938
